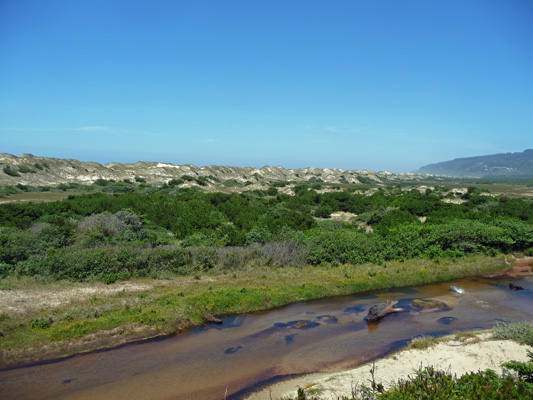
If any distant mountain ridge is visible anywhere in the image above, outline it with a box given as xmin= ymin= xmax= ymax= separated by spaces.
xmin=415 ymin=149 xmax=533 ymax=178
xmin=0 ymin=153 xmax=432 ymax=189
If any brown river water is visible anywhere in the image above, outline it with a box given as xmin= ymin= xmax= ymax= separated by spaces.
xmin=1 ymin=275 xmax=532 ymax=400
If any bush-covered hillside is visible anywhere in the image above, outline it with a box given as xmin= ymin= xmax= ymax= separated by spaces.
xmin=1 ymin=185 xmax=532 ymax=282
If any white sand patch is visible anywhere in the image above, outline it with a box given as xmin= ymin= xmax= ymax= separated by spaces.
xmin=329 ymin=212 xmax=357 ymax=222
xmin=0 ymin=282 xmax=156 ymax=315
xmin=155 ymin=163 xmax=181 ymax=169
xmin=247 ymin=333 xmax=532 ymax=400
xmin=442 ymin=198 xmax=467 ymax=204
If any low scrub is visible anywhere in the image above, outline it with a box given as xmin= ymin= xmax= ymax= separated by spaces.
xmin=0 ymin=188 xmax=531 ymax=283
xmin=492 ymin=322 xmax=533 ymax=346
xmin=407 ymin=335 xmax=438 ymax=350
xmin=292 ymin=364 xmax=533 ymax=399
xmin=3 ymin=166 xmax=20 ymax=177
xmin=17 ymin=165 xmax=37 ymax=174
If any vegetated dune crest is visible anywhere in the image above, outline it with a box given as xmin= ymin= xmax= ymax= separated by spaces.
xmin=0 ymin=153 xmax=436 ymax=187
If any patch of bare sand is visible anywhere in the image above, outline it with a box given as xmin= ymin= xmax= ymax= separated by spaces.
xmin=247 ymin=333 xmax=532 ymax=400
xmin=0 ymin=281 xmax=157 ymax=315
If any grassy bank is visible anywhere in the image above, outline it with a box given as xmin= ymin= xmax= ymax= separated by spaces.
xmin=0 ymin=254 xmax=507 ymax=367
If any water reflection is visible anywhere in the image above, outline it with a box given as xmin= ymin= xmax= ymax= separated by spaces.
xmin=343 ymin=305 xmax=367 ymax=314
xmin=437 ymin=316 xmax=458 ymax=325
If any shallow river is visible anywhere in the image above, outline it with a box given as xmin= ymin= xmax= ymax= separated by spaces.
xmin=1 ymin=276 xmax=532 ymax=400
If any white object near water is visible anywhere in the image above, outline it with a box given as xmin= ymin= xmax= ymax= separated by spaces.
xmin=451 ymin=285 xmax=465 ymax=294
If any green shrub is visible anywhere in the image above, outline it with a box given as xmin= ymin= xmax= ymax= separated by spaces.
xmin=101 ymin=182 xmax=136 ymax=193
xmin=0 ymin=186 xmax=19 ymax=197
xmin=93 ymin=179 xmax=113 ymax=186
xmin=77 ymin=212 xmax=126 ymax=237
xmin=266 ymin=187 xmax=278 ymax=196
xmin=290 ymin=365 xmax=533 ymax=399
xmin=408 ymin=335 xmax=438 ymax=350
xmin=30 ymin=316 xmax=53 ymax=330
xmin=103 ymin=273 xmax=117 ymax=284
xmin=195 ymin=176 xmax=209 ymax=186
xmin=168 ymin=179 xmax=184 ymax=186
xmin=380 ymin=367 xmax=533 ymax=399
xmin=315 ymin=204 xmax=332 ymax=218
xmin=3 ymin=166 xmax=20 ymax=177
xmin=116 ymin=270 xmax=131 ymax=281
xmin=18 ymin=165 xmax=36 ymax=174
xmin=150 ymin=270 xmax=173 ymax=280
xmin=222 ymin=179 xmax=243 ymax=187
xmin=357 ymin=175 xmax=376 ymax=184
xmin=503 ymin=350 xmax=533 ymax=383
xmin=492 ymin=322 xmax=533 ymax=346
xmin=273 ymin=181 xmax=289 ymax=187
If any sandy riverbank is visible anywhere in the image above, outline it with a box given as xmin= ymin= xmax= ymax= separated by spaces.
xmin=246 ymin=332 xmax=532 ymax=400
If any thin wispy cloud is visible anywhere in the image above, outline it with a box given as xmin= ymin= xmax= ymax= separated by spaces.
xmin=324 ymin=126 xmax=371 ymax=135
xmin=202 ymin=138 xmax=218 ymax=143
xmin=297 ymin=125 xmax=371 ymax=135
xmin=73 ymin=126 xmax=111 ymax=132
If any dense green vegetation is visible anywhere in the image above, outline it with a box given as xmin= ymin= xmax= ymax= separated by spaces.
xmin=1 ymin=185 xmax=532 ymax=282
xmin=292 ymin=366 xmax=533 ymax=399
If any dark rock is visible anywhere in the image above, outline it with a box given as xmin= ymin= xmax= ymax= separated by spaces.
xmin=203 ymin=314 xmax=223 ymax=324
xmin=366 ymin=300 xmax=405 ymax=322
xmin=509 ymin=283 xmax=524 ymax=291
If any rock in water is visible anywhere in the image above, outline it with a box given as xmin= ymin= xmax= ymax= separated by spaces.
xmin=366 ymin=300 xmax=405 ymax=322
xmin=203 ymin=314 xmax=223 ymax=324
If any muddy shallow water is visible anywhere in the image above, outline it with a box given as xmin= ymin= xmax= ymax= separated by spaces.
xmin=1 ymin=276 xmax=532 ymax=400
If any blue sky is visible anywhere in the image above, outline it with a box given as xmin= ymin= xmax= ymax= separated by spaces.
xmin=1 ymin=0 xmax=532 ymax=172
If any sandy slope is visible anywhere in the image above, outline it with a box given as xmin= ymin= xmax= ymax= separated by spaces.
xmin=246 ymin=333 xmax=532 ymax=400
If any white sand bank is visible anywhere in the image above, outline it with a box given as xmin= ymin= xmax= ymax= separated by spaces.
xmin=246 ymin=333 xmax=532 ymax=400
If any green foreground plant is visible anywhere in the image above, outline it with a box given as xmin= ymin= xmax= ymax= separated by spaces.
xmin=291 ymin=352 xmax=533 ymax=400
